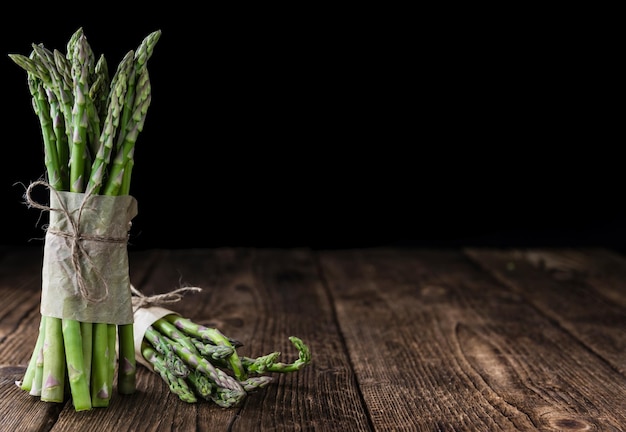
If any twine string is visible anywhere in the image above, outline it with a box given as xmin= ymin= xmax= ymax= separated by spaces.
xmin=25 ymin=180 xmax=128 ymax=303
xmin=131 ymin=284 xmax=203 ymax=311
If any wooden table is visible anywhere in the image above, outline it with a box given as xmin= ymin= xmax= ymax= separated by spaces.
xmin=1 ymin=246 xmax=625 ymax=431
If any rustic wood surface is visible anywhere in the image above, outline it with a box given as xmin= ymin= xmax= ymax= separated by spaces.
xmin=1 ymin=246 xmax=625 ymax=431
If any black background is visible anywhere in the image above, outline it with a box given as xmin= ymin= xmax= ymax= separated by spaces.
xmin=0 ymin=9 xmax=623 ymax=253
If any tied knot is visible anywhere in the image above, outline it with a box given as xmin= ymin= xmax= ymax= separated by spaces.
xmin=131 ymin=284 xmax=203 ymax=311
xmin=25 ymin=180 xmax=130 ymax=304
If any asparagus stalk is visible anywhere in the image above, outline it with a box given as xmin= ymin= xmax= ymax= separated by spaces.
xmin=62 ymin=319 xmax=91 ymax=410
xmin=116 ymin=29 xmax=160 ymax=150
xmin=30 ymin=43 xmax=75 ymax=161
xmin=65 ymin=27 xmax=83 ymax=66
xmin=145 ymin=325 xmax=189 ymax=377
xmin=107 ymin=324 xmax=117 ymax=397
xmin=213 ymin=337 xmax=311 ymax=375
xmin=30 ymin=327 xmax=45 ymax=397
xmin=86 ymin=50 xmax=132 ymax=195
xmin=186 ymin=370 xmax=213 ymax=400
xmin=44 ymin=85 xmax=69 ymax=186
xmin=191 ymin=338 xmax=235 ymax=360
xmin=115 ymin=145 xmax=138 ymax=395
xmin=68 ymin=34 xmax=90 ymax=193
xmin=27 ymin=70 xmax=63 ymax=191
xmin=91 ymin=322 xmax=111 ymax=407
xmin=165 ymin=315 xmax=246 ymax=380
xmin=20 ymin=316 xmax=46 ymax=393
xmin=210 ymin=387 xmax=247 ymax=408
xmin=239 ymin=352 xmax=282 ymax=374
xmin=29 ymin=334 xmax=43 ymax=397
xmin=258 ymin=336 xmax=311 ymax=373
xmin=117 ymin=324 xmax=137 ymax=395
xmin=40 ymin=317 xmax=65 ymax=403
xmin=80 ymin=322 xmax=93 ymax=388
xmin=151 ymin=318 xmax=198 ymax=355
xmin=161 ymin=334 xmax=245 ymax=395
xmin=54 ymin=49 xmax=72 ymax=91
xmin=142 ymin=343 xmax=197 ymax=403
xmin=90 ymin=54 xmax=109 ymax=127
xmin=102 ymin=66 xmax=151 ymax=196
xmin=240 ymin=376 xmax=274 ymax=392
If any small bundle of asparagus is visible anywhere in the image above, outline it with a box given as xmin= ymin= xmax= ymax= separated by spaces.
xmin=134 ymin=301 xmax=311 ymax=407
xmin=10 ymin=27 xmax=161 ymax=411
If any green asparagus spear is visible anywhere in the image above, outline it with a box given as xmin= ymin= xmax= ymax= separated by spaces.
xmin=26 ymin=70 xmax=62 ymax=190
xmin=186 ymin=370 xmax=213 ymax=400
xmin=117 ymin=324 xmax=137 ymax=395
xmin=164 ymin=315 xmax=246 ymax=380
xmin=20 ymin=316 xmax=46 ymax=393
xmin=102 ymin=66 xmax=151 ymax=196
xmin=239 ymin=352 xmax=282 ymax=374
xmin=191 ymin=338 xmax=235 ymax=360
xmin=240 ymin=376 xmax=274 ymax=392
xmin=91 ymin=54 xmax=110 ymax=123
xmin=30 ymin=43 xmax=75 ymax=159
xmin=210 ymin=387 xmax=247 ymax=408
xmin=62 ymin=319 xmax=91 ymax=411
xmin=142 ymin=343 xmax=197 ymax=403
xmin=161 ymin=334 xmax=244 ymax=394
xmin=151 ymin=318 xmax=199 ymax=355
xmin=68 ymin=34 xmax=91 ymax=193
xmin=91 ymin=322 xmax=111 ymax=407
xmin=86 ymin=50 xmax=132 ymax=195
xmin=145 ymin=325 xmax=189 ymax=377
xmin=30 ymin=326 xmax=45 ymax=397
xmin=41 ymin=317 xmax=65 ymax=403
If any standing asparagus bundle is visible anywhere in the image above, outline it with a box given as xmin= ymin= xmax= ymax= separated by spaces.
xmin=132 ymin=287 xmax=311 ymax=407
xmin=9 ymin=27 xmax=161 ymax=411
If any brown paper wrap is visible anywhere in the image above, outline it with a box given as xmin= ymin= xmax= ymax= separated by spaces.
xmin=130 ymin=285 xmax=203 ymax=369
xmin=38 ymin=187 xmax=138 ymax=324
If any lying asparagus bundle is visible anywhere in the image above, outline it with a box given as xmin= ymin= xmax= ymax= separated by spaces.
xmin=10 ymin=27 xmax=161 ymax=411
xmin=134 ymin=305 xmax=311 ymax=407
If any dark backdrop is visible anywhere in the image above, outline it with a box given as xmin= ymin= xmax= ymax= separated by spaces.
xmin=1 ymin=11 xmax=622 ymax=252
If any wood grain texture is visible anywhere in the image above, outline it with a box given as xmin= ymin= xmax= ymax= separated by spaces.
xmin=0 ymin=247 xmax=42 ymax=364
xmin=466 ymin=248 xmax=626 ymax=375
xmin=319 ymin=249 xmax=626 ymax=431
xmin=1 ymin=246 xmax=626 ymax=431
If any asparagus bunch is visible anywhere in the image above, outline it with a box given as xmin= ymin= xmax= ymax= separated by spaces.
xmin=139 ymin=313 xmax=311 ymax=407
xmin=10 ymin=27 xmax=161 ymax=411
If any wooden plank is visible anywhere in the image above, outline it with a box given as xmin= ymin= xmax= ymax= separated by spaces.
xmin=517 ymin=248 xmax=626 ymax=309
xmin=0 ymin=365 xmax=64 ymax=432
xmin=318 ymin=248 xmax=626 ymax=431
xmin=241 ymin=248 xmax=371 ymax=432
xmin=466 ymin=247 xmax=626 ymax=375
xmin=0 ymin=247 xmax=42 ymax=365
